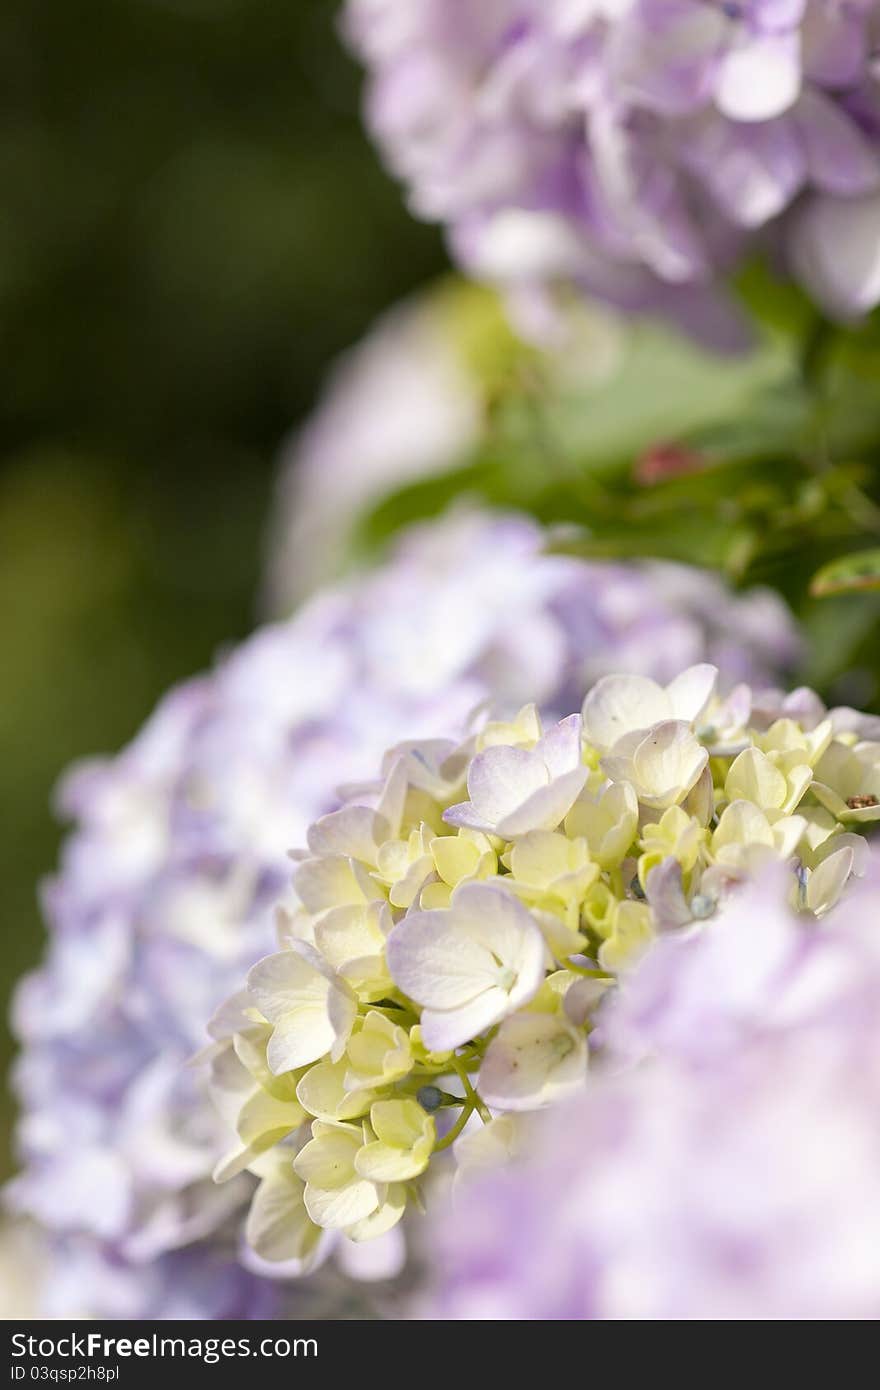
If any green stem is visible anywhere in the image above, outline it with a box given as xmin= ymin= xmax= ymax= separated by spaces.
xmin=800 ymin=314 xmax=835 ymax=398
xmin=434 ymin=1102 xmax=474 ymax=1153
xmin=451 ymin=1055 xmax=492 ymax=1123
xmin=565 ymin=960 xmax=610 ymax=979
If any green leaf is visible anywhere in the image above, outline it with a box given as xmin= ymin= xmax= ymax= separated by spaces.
xmin=734 ymin=259 xmax=816 ymax=342
xmin=534 ymin=320 xmax=798 ymax=474
xmin=810 ymin=549 xmax=880 ymax=597
xmin=799 ymin=593 xmax=880 ymax=689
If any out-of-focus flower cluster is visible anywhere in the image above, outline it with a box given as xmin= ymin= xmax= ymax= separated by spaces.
xmin=266 ymin=287 xmax=487 ymax=607
xmin=429 ymin=855 xmax=880 ymax=1319
xmin=8 ymin=511 xmax=796 ymax=1316
xmin=214 ymin=662 xmax=877 ymax=1265
xmin=346 ymin=1 xmax=880 ymax=335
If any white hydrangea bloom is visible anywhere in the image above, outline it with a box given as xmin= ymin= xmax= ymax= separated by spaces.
xmin=211 ymin=667 xmax=874 ymax=1261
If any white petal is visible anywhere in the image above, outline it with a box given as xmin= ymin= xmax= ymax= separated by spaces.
xmin=788 ymin=191 xmax=880 ymax=319
xmin=246 ymin=1168 xmax=321 ymax=1264
xmin=773 ymin=814 xmax=807 ymax=859
xmin=307 ymin=806 xmax=383 ymax=864
xmin=294 ymin=856 xmax=371 ymax=912
xmin=715 ymin=799 xmax=774 ymax=850
xmin=726 ymin=746 xmax=787 ymax=810
xmin=716 ymin=32 xmax=801 ymax=123
xmin=452 ymin=881 xmax=546 ymax=984
xmin=304 ymin=1179 xmax=380 ymax=1230
xmin=582 ymin=674 xmax=670 ymax=751
xmin=460 ymin=208 xmax=586 ymax=280
xmin=355 ymin=1140 xmax=428 ymax=1183
xmin=496 ymin=765 xmax=588 ymax=836
xmin=293 ymin=1123 xmax=359 ymax=1188
xmin=342 ymin=1191 xmax=407 ymax=1247
xmin=632 ymin=721 xmax=708 ymax=801
xmin=295 ymin=1059 xmax=376 ymax=1122
xmin=265 ymin=1005 xmax=337 ymax=1074
xmin=327 ymin=986 xmax=359 ymax=1060
xmin=442 ymin=800 xmax=496 ymax=833
xmin=665 ymin=663 xmax=718 ymax=723
xmin=386 ymin=910 xmax=497 ymax=1009
xmin=807 ymin=845 xmax=854 ymax=915
xmin=536 ymin=714 xmax=583 ymax=777
xmin=467 ymin=745 xmax=550 ymax=825
xmin=248 ymin=948 xmax=333 ymax=1026
xmin=315 ymin=904 xmax=385 ymax=972
xmin=374 ymin=755 xmax=408 ymax=841
xmin=237 ymin=1087 xmax=305 ymax=1145
xmin=479 ymin=1013 xmax=587 ymax=1111
xmin=212 ymin=1144 xmax=259 ymax=1185
xmin=454 ymin=1114 xmax=523 ymax=1177
xmin=683 ymin=762 xmax=714 ymax=825
xmin=419 ymin=986 xmax=511 ymax=1052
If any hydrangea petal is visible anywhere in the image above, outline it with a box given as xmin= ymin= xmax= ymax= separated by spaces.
xmin=582 ymin=674 xmax=670 ymax=751
xmin=479 ymin=1012 xmax=588 ymax=1111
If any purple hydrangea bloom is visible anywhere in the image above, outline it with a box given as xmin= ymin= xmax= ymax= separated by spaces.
xmin=345 ymin=1 xmax=880 ymax=335
xmin=428 ymin=857 xmax=880 ymax=1320
xmin=8 ymin=509 xmax=799 ymax=1317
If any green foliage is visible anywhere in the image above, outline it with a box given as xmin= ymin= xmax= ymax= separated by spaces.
xmin=811 ymin=549 xmax=880 ymax=597
xmin=360 ymin=274 xmax=880 ymax=708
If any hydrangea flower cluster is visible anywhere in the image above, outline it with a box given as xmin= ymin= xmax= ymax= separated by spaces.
xmin=8 ymin=511 xmax=796 ymax=1317
xmin=345 ymin=1 xmax=880 ymax=334
xmin=427 ymin=856 xmax=880 ymax=1319
xmin=213 ymin=664 xmax=878 ymax=1261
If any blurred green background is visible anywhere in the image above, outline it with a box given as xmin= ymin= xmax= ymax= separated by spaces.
xmin=0 ymin=0 xmax=445 ymax=1176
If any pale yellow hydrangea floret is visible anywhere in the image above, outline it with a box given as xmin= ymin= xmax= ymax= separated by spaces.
xmin=208 ymin=673 xmax=875 ymax=1256
xmin=386 ymin=881 xmax=546 ymax=1052
xmin=564 ymin=781 xmax=638 ymax=869
xmin=802 ymin=845 xmax=856 ymax=916
xmin=375 ymin=824 xmax=436 ymax=908
xmin=597 ymin=900 xmax=655 ymax=972
xmin=639 ymin=804 xmax=707 ymax=886
xmin=754 ymin=717 xmax=833 ymax=769
xmin=245 ymin=1151 xmax=324 ymax=1265
xmin=355 ymin=1099 xmax=435 ymax=1182
xmin=453 ymin=1113 xmax=524 ymax=1180
xmin=601 ymin=721 xmax=709 ymax=812
xmin=711 ymin=802 xmax=806 ymax=874
xmin=420 ymin=828 xmax=497 ymax=909
xmin=581 ymin=665 xmax=718 ymax=753
xmin=314 ymin=901 xmax=394 ymax=1000
xmin=293 ymin=1120 xmax=403 ymax=1234
xmin=210 ymin=1025 xmax=306 ymax=1182
xmin=476 ymin=702 xmax=543 ymax=750
xmin=479 ymin=1010 xmax=588 ymax=1110
xmin=811 ymin=740 xmax=880 ymax=825
xmin=504 ymin=832 xmax=598 ymax=910
xmin=725 ymin=745 xmax=811 ymax=817
xmin=409 ymin=1025 xmax=453 ymax=1069
xmin=247 ymin=944 xmax=357 ymax=1074
xmin=296 ymin=1057 xmax=379 ymax=1122
xmin=345 ymin=1009 xmax=413 ymax=1089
